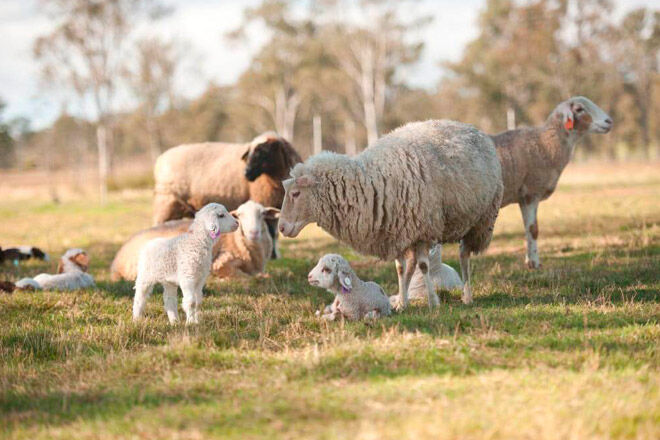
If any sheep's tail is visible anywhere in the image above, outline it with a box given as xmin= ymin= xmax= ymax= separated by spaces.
xmin=15 ymin=278 xmax=41 ymax=290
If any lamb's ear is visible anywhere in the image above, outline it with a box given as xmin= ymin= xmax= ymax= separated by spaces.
xmin=57 ymin=259 xmax=64 ymax=274
xmin=230 ymin=210 xmax=239 ymax=220
xmin=263 ymin=207 xmax=280 ymax=220
xmin=557 ymin=101 xmax=574 ymax=131
xmin=295 ymin=175 xmax=316 ymax=187
xmin=338 ymin=270 xmax=352 ymax=292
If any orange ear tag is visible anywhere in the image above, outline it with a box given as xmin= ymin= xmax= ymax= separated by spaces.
xmin=564 ymin=118 xmax=574 ymax=131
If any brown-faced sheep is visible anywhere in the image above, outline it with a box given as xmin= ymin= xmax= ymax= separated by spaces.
xmin=493 ymin=96 xmax=612 ymax=268
xmin=279 ymin=120 xmax=503 ymax=310
xmin=111 ymin=201 xmax=279 ymax=281
xmin=152 ymin=132 xmax=301 ymax=259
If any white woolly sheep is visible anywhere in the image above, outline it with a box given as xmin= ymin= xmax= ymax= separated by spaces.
xmin=152 ymin=132 xmax=301 ymax=259
xmin=15 ymin=248 xmax=94 ymax=291
xmin=132 ymin=203 xmax=238 ymax=325
xmin=492 ymin=96 xmax=612 ymax=268
xmin=308 ymin=254 xmax=390 ymax=321
xmin=111 ymin=202 xmax=279 ymax=281
xmin=407 ymin=244 xmax=463 ymax=302
xmin=279 ymin=120 xmax=503 ymax=310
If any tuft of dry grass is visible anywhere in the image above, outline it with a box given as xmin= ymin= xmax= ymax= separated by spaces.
xmin=1 ymin=162 xmax=659 ymax=439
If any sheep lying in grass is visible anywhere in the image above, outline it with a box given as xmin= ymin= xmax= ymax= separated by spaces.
xmin=408 ymin=244 xmax=463 ymax=302
xmin=111 ymin=201 xmax=278 ymax=281
xmin=309 ymin=254 xmax=390 ymax=321
xmin=280 ymin=120 xmax=503 ymax=309
xmin=132 ymin=203 xmax=238 ymax=325
xmin=493 ymin=96 xmax=612 ymax=268
xmin=15 ymin=248 xmax=94 ymax=291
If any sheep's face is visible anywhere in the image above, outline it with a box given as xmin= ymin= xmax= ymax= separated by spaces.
xmin=308 ymin=254 xmax=353 ymax=292
xmin=231 ymin=201 xmax=280 ymax=243
xmin=242 ymin=133 xmax=291 ymax=181
xmin=197 ymin=203 xmax=239 ymax=240
xmin=279 ymin=175 xmax=317 ymax=237
xmin=556 ymin=97 xmax=612 ymax=134
xmin=58 ymin=248 xmax=90 ymax=273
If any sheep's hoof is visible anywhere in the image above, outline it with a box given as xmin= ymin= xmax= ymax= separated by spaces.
xmin=526 ymin=260 xmax=542 ymax=269
xmin=391 ymin=296 xmax=408 ymax=312
xmin=461 ymin=287 xmax=473 ymax=305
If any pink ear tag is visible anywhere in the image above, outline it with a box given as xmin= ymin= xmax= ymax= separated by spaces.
xmin=564 ymin=118 xmax=574 ymax=131
xmin=210 ymin=230 xmax=221 ymax=239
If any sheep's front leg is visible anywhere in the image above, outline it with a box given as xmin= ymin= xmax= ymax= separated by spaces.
xmin=133 ymin=278 xmax=154 ymax=322
xmin=520 ymin=199 xmax=541 ymax=269
xmin=392 ymin=249 xmax=417 ymax=311
xmin=180 ymin=279 xmax=199 ymax=325
xmin=162 ymin=283 xmax=179 ymax=324
xmin=415 ymin=243 xmax=440 ymax=309
xmin=459 ymin=241 xmax=473 ymax=304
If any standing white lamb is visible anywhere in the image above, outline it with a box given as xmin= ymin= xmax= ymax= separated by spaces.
xmin=132 ymin=203 xmax=238 ymax=324
xmin=279 ymin=120 xmax=503 ymax=310
xmin=308 ymin=254 xmax=391 ymax=321
xmin=15 ymin=248 xmax=94 ymax=291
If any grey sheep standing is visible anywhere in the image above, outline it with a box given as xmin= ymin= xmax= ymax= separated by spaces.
xmin=279 ymin=120 xmax=503 ymax=310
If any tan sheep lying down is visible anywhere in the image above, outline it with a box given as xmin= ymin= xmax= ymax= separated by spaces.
xmin=308 ymin=254 xmax=391 ymax=321
xmin=279 ymin=120 xmax=503 ymax=309
xmin=112 ymin=201 xmax=279 ymax=281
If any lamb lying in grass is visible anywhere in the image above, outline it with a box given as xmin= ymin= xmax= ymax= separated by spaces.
xmin=407 ymin=244 xmax=463 ymax=302
xmin=132 ymin=203 xmax=238 ymax=325
xmin=309 ymin=254 xmax=391 ymax=321
xmin=15 ymin=248 xmax=94 ymax=291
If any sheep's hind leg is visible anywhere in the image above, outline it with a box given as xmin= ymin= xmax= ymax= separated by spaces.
xmin=162 ymin=283 xmax=179 ymax=324
xmin=133 ymin=277 xmax=154 ymax=322
xmin=459 ymin=241 xmax=473 ymax=304
xmin=415 ymin=243 xmax=440 ymax=309
xmin=520 ymin=199 xmax=541 ymax=269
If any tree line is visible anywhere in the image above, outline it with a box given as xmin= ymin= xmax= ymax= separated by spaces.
xmin=1 ymin=0 xmax=658 ymax=200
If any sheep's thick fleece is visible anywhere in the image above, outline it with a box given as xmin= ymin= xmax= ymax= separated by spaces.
xmin=290 ymin=120 xmax=503 ymax=260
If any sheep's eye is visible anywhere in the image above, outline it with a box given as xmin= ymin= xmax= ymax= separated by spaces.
xmin=291 ymin=190 xmax=301 ymax=199
xmin=575 ymin=107 xmax=584 ymax=114
xmin=322 ymin=267 xmax=331 ymax=274
xmin=219 ymin=214 xmax=225 ymax=218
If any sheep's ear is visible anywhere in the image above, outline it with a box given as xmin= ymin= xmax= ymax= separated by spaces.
xmin=295 ymin=175 xmax=316 ymax=187
xmin=71 ymin=252 xmax=90 ymax=271
xmin=263 ymin=207 xmax=280 ymax=220
xmin=57 ymin=260 xmax=64 ymax=274
xmin=338 ymin=270 xmax=352 ymax=292
xmin=230 ymin=210 xmax=239 ymax=220
xmin=241 ymin=147 xmax=250 ymax=162
xmin=558 ymin=101 xmax=574 ymax=131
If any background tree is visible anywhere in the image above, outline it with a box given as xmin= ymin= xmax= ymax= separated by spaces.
xmin=0 ymin=100 xmax=16 ymax=169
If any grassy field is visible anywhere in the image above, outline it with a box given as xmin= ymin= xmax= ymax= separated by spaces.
xmin=1 ymin=162 xmax=659 ymax=439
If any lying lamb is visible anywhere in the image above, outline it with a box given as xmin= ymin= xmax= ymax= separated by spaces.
xmin=279 ymin=120 xmax=503 ymax=309
xmin=111 ymin=201 xmax=278 ymax=281
xmin=309 ymin=254 xmax=391 ymax=321
xmin=15 ymin=248 xmax=94 ymax=291
xmin=407 ymin=244 xmax=463 ymax=302
xmin=132 ymin=203 xmax=238 ymax=325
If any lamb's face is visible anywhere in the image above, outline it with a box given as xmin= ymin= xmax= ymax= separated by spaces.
xmin=242 ymin=133 xmax=290 ymax=181
xmin=231 ymin=201 xmax=280 ymax=243
xmin=58 ymin=248 xmax=90 ymax=273
xmin=279 ymin=175 xmax=317 ymax=237
xmin=197 ymin=203 xmax=239 ymax=239
xmin=556 ymin=96 xmax=613 ymax=134
xmin=308 ymin=254 xmax=353 ymax=292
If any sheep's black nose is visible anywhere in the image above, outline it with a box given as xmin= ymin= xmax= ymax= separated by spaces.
xmin=605 ymin=118 xmax=613 ymax=125
xmin=279 ymin=225 xmax=285 ymax=233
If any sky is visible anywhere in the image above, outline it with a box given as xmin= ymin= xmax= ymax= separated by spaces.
xmin=0 ymin=0 xmax=654 ymax=130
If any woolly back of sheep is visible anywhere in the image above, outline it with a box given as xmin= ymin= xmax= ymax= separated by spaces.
xmin=290 ymin=120 xmax=503 ymax=260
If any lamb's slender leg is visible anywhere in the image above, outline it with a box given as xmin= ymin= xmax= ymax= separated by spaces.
xmin=180 ymin=279 xmax=198 ymax=325
xmin=459 ymin=241 xmax=473 ymax=304
xmin=520 ymin=199 xmax=541 ymax=269
xmin=415 ymin=243 xmax=440 ymax=309
xmin=162 ymin=283 xmax=179 ymax=324
xmin=193 ymin=284 xmax=204 ymax=323
xmin=133 ymin=277 xmax=154 ymax=321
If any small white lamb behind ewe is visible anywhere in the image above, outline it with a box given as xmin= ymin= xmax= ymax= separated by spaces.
xmin=15 ymin=248 xmax=94 ymax=291
xmin=308 ymin=254 xmax=391 ymax=321
xmin=407 ymin=244 xmax=463 ymax=302
xmin=132 ymin=203 xmax=238 ymax=325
